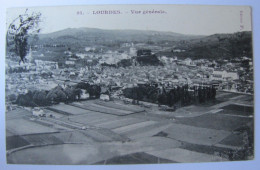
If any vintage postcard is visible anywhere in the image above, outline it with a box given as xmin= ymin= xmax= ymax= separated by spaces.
xmin=5 ymin=4 xmax=254 ymax=164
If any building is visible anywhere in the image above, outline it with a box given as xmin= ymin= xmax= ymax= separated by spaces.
xmin=129 ymin=47 xmax=137 ymax=56
xmin=184 ymin=58 xmax=193 ymax=65
xmin=100 ymin=94 xmax=110 ymax=101
xmin=211 ymin=70 xmax=239 ymax=81
xmin=65 ymin=60 xmax=75 ymax=65
xmin=35 ymin=60 xmax=59 ymax=69
xmin=32 ymin=108 xmax=45 ymax=117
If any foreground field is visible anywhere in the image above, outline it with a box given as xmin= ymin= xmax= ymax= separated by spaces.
xmin=6 ymin=91 xmax=254 ymax=164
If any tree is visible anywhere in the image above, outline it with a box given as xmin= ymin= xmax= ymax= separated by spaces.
xmin=88 ymin=85 xmax=101 ymax=98
xmin=46 ymin=86 xmax=67 ymax=103
xmin=32 ymin=90 xmax=50 ymax=106
xmin=76 ymin=82 xmax=90 ymax=90
xmin=6 ymin=9 xmax=41 ymax=64
xmin=16 ymin=90 xmax=37 ymax=107
xmin=64 ymin=86 xmax=82 ymax=101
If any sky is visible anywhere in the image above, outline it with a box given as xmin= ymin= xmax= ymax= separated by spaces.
xmin=6 ymin=4 xmax=252 ymax=35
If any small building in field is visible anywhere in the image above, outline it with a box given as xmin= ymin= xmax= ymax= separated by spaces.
xmin=32 ymin=108 xmax=45 ymax=117
xmin=100 ymin=94 xmax=110 ymax=101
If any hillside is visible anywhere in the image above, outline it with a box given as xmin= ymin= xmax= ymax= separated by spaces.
xmin=168 ymin=31 xmax=253 ymax=60
xmin=36 ymin=27 xmax=204 ymax=46
xmin=24 ymin=28 xmax=253 ymax=63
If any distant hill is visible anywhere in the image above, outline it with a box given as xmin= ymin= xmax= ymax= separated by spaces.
xmin=28 ymin=28 xmax=253 ymax=62
xmin=37 ymin=27 xmax=204 ymax=45
xmin=168 ymin=31 xmax=253 ymax=60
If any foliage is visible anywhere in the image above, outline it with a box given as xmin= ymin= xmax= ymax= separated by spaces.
xmin=14 ymin=84 xmax=85 ymax=107
xmin=46 ymin=86 xmax=67 ymax=103
xmin=6 ymin=9 xmax=41 ymax=64
xmin=117 ymin=59 xmax=133 ymax=67
xmin=16 ymin=90 xmax=37 ymax=107
xmin=123 ymin=84 xmax=216 ymax=108
xmin=135 ymin=55 xmax=163 ymax=66
xmin=101 ymin=63 xmax=117 ymax=67
xmin=64 ymin=86 xmax=82 ymax=101
xmin=6 ymin=94 xmax=17 ymax=102
xmin=137 ymin=49 xmax=151 ymax=56
xmin=75 ymin=82 xmax=91 ymax=89
xmin=32 ymin=90 xmax=50 ymax=106
xmin=75 ymin=82 xmax=101 ymax=98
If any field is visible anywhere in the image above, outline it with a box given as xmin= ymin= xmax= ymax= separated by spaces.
xmin=6 ymin=91 xmax=254 ymax=164
xmin=71 ymin=100 xmax=144 ymax=116
xmin=6 ymin=118 xmax=58 ymax=135
xmin=178 ymin=113 xmax=253 ymax=131
xmin=162 ymin=123 xmax=231 ymax=146
xmin=6 ymin=108 xmax=31 ymax=120
xmin=48 ymin=103 xmax=90 ymax=115
xmin=94 ymin=100 xmax=144 ymax=112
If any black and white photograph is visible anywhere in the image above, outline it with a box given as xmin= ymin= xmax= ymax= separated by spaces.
xmin=5 ymin=4 xmax=254 ymax=165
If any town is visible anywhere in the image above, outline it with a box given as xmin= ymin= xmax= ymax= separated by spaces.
xmin=5 ymin=42 xmax=253 ymax=107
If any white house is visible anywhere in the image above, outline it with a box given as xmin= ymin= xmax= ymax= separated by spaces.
xmin=81 ymin=90 xmax=90 ymax=99
xmin=100 ymin=94 xmax=110 ymax=101
xmin=32 ymin=108 xmax=45 ymax=117
xmin=35 ymin=60 xmax=58 ymax=69
xmin=65 ymin=60 xmax=75 ymax=65
xmin=184 ymin=58 xmax=192 ymax=65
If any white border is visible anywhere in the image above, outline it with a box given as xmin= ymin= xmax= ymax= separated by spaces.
xmin=1 ymin=1 xmax=259 ymax=170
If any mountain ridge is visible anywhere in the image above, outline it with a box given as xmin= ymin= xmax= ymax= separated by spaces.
xmin=38 ymin=27 xmax=205 ymax=42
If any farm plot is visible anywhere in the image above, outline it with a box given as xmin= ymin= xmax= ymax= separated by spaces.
xmin=6 ymin=135 xmax=31 ymax=150
xmin=54 ymin=131 xmax=95 ymax=144
xmin=135 ymin=136 xmax=181 ymax=151
xmin=178 ymin=113 xmax=253 ymax=131
xmin=22 ymin=133 xmax=63 ymax=146
xmin=69 ymin=113 xmax=118 ymax=126
xmin=161 ymin=123 xmax=231 ymax=146
xmin=113 ymin=120 xmax=157 ymax=134
xmin=94 ymin=152 xmax=175 ymax=164
xmin=173 ymin=105 xmax=213 ymax=118
xmin=215 ymin=92 xmax=231 ymax=98
xmin=74 ymin=101 xmax=142 ymax=116
xmin=243 ymin=95 xmax=254 ymax=103
xmin=216 ymin=93 xmax=240 ymax=101
xmin=7 ymin=144 xmax=98 ymax=164
xmin=6 ymin=129 xmax=15 ymax=137
xmin=146 ymin=148 xmax=227 ymax=163
xmin=7 ymin=136 xmax=181 ymax=164
xmin=7 ymin=143 xmax=137 ymax=164
xmin=218 ymin=109 xmax=253 ymax=117
xmin=6 ymin=108 xmax=31 ymax=120
xmin=222 ymin=104 xmax=253 ymax=113
xmin=80 ymin=129 xmax=115 ymax=142
xmin=42 ymin=109 xmax=65 ymax=118
xmin=6 ymin=118 xmax=58 ymax=135
xmin=21 ymin=131 xmax=95 ymax=146
xmin=125 ymin=123 xmax=173 ymax=140
xmin=48 ymin=103 xmax=89 ymax=115
xmin=230 ymin=94 xmax=253 ymax=102
xmin=94 ymin=100 xmax=144 ymax=112
xmin=96 ymin=117 xmax=146 ymax=129
xmin=218 ymin=133 xmax=245 ymax=147
xmin=220 ymin=104 xmax=253 ymax=117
